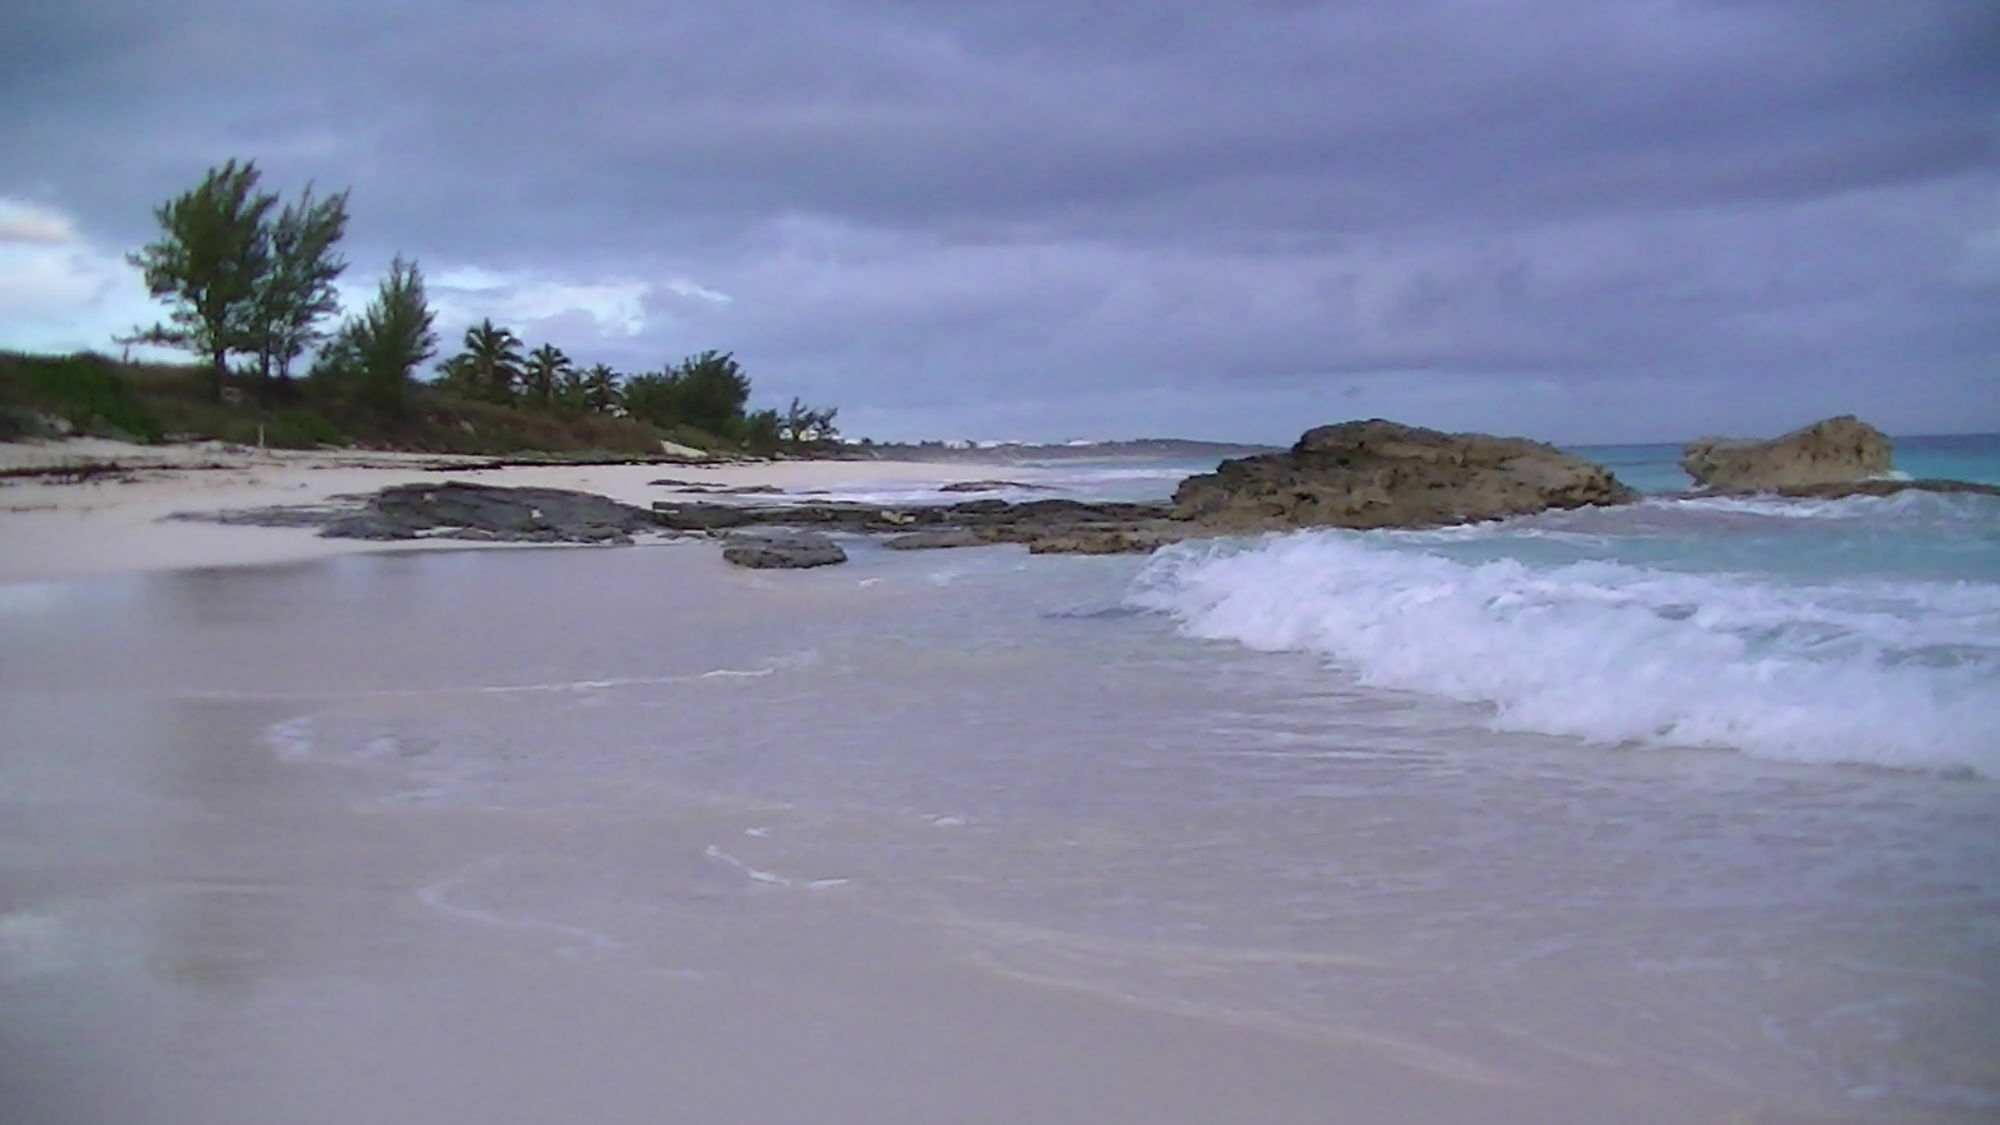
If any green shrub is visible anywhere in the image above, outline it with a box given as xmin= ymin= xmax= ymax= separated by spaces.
xmin=7 ymin=353 xmax=164 ymax=442
xmin=271 ymin=408 xmax=345 ymax=447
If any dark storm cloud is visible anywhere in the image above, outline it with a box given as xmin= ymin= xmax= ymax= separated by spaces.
xmin=2 ymin=0 xmax=1995 ymax=440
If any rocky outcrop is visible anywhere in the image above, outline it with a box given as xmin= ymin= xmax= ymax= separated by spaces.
xmin=721 ymin=532 xmax=847 ymax=569
xmin=175 ymin=423 xmax=1646 ymax=559
xmin=320 ymin=481 xmax=660 ymax=544
xmin=181 ymin=481 xmax=1188 ymax=555
xmin=1681 ymin=415 xmax=1892 ymax=492
xmin=1172 ymin=419 xmax=1635 ymax=532
xmin=177 ymin=423 xmax=1658 ymax=565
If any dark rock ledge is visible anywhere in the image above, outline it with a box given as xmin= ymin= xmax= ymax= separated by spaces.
xmin=167 ymin=418 xmax=1993 ymax=570
xmin=169 ymin=480 xmax=1191 ymax=565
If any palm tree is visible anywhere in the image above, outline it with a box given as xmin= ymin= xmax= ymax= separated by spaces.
xmin=522 ymin=342 xmax=571 ymax=410
xmin=580 ymin=363 xmax=621 ymax=414
xmin=432 ymin=352 xmax=478 ymax=397
xmin=555 ymin=365 xmax=587 ymax=413
xmin=452 ymin=319 xmax=523 ymax=403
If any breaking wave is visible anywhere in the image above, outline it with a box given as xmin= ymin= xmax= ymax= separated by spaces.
xmin=1128 ymin=529 xmax=2000 ymax=775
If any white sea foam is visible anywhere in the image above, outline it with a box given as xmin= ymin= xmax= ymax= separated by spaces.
xmin=1129 ymin=533 xmax=2000 ymax=775
xmin=1663 ymin=491 xmax=1947 ymax=521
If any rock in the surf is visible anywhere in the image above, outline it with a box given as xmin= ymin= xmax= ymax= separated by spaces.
xmin=1680 ymin=415 xmax=1892 ymax=492
xmin=883 ymin=529 xmax=988 ymax=550
xmin=1172 ymin=419 xmax=1635 ymax=531
xmin=721 ymin=532 xmax=848 ymax=569
xmin=1022 ymin=523 xmax=1185 ymax=555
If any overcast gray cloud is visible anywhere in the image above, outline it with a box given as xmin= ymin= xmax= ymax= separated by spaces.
xmin=2 ymin=0 xmax=1995 ymax=441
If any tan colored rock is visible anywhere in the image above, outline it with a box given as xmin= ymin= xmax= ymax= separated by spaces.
xmin=1680 ymin=415 xmax=1891 ymax=492
xmin=1172 ymin=419 xmax=1635 ymax=532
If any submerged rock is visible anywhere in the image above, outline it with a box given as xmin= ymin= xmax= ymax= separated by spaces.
xmin=882 ymin=529 xmax=988 ymax=550
xmin=1023 ymin=523 xmax=1186 ymax=555
xmin=1681 ymin=415 xmax=1892 ymax=492
xmin=721 ymin=532 xmax=848 ymax=569
xmin=1173 ymin=419 xmax=1634 ymax=531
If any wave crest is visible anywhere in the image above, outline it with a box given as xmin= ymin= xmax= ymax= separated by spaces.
xmin=1128 ymin=532 xmax=2000 ymax=775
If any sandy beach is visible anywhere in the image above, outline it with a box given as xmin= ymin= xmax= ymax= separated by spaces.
xmin=4 ymin=437 xmax=1996 ymax=1124
xmin=2 ymin=529 xmax=1751 ymax=1125
xmin=0 ymin=438 xmax=1017 ymax=585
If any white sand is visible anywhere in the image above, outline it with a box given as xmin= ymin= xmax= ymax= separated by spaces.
xmin=0 ymin=438 xmax=1009 ymax=585
xmin=7 ymin=440 xmax=1973 ymax=1124
xmin=0 ymin=542 xmax=1748 ymax=1125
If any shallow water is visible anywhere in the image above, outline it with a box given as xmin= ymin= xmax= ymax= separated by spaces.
xmin=4 ymin=542 xmax=1996 ymax=1121
xmin=1134 ymin=491 xmax=2000 ymax=774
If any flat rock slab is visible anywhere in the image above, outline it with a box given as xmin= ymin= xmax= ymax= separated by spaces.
xmin=721 ymin=533 xmax=848 ymax=569
xmin=325 ymin=481 xmax=661 ymax=544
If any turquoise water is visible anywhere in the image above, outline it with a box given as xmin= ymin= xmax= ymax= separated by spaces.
xmin=1568 ymin=432 xmax=2000 ymax=495
xmin=769 ymin=432 xmax=2000 ymax=775
xmin=1135 ymin=490 xmax=2000 ymax=774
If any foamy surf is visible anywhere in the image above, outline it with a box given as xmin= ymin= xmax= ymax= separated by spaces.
xmin=1130 ymin=528 xmax=2000 ymax=775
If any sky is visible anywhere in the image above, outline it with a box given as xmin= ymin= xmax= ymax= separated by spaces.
xmin=1 ymin=0 xmax=1995 ymax=444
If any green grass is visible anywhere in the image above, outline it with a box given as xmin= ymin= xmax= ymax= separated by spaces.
xmin=0 ymin=349 xmax=737 ymax=458
xmin=0 ymin=352 xmax=166 ymax=441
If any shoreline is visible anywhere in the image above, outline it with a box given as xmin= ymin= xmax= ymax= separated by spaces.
xmin=9 ymin=431 xmax=1994 ymax=587
xmin=0 ymin=438 xmax=1028 ymax=586
xmin=6 ymin=515 xmax=1988 ymax=1122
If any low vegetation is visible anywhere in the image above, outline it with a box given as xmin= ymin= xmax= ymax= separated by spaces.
xmin=1 ymin=159 xmax=842 ymax=459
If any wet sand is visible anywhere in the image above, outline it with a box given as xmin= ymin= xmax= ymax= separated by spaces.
xmin=0 ymin=715 xmax=1649 ymax=1125
xmin=0 ymin=550 xmax=1784 ymax=1125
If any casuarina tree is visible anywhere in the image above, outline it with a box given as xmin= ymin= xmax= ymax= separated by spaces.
xmin=249 ymin=185 xmax=350 ymax=385
xmin=125 ymin=159 xmax=278 ymax=397
xmin=318 ymin=257 xmax=436 ymax=415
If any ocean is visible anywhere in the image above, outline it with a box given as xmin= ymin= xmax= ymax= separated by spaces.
xmin=3 ymin=432 xmax=1997 ymax=1121
xmin=1566 ymin=433 xmax=2000 ymax=496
